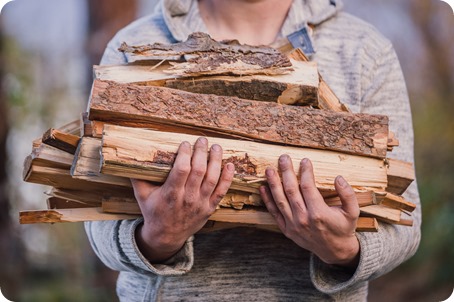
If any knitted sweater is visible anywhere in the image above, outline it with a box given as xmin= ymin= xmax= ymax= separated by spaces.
xmin=85 ymin=0 xmax=421 ymax=301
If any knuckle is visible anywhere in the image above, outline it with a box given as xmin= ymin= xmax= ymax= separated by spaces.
xmin=275 ymin=200 xmax=288 ymax=211
xmin=309 ymin=213 xmax=324 ymax=225
xmin=191 ymin=167 xmax=206 ymax=178
xmin=175 ymin=164 xmax=191 ymax=176
xmin=204 ymin=177 xmax=219 ymax=188
xmin=284 ymin=187 xmax=299 ymax=199
xmin=299 ymin=181 xmax=313 ymax=191
xmin=295 ymin=217 xmax=309 ymax=229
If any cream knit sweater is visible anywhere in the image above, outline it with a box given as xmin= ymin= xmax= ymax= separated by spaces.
xmin=85 ymin=1 xmax=421 ymax=301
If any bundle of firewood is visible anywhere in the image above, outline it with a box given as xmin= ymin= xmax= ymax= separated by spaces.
xmin=20 ymin=33 xmax=416 ymax=232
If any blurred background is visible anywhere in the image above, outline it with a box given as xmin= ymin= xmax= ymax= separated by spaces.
xmin=0 ymin=0 xmax=453 ymax=301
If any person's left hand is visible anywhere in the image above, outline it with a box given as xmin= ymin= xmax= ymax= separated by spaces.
xmin=259 ymin=155 xmax=360 ymax=268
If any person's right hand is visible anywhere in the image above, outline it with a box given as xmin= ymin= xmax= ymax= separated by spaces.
xmin=132 ymin=137 xmax=234 ymax=263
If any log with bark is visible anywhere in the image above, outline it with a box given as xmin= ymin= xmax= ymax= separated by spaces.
xmin=89 ymin=80 xmax=390 ymax=158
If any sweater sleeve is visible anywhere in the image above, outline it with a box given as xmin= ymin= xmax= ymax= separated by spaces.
xmin=310 ymin=42 xmax=421 ymax=294
xmin=84 ymin=35 xmax=195 ymax=277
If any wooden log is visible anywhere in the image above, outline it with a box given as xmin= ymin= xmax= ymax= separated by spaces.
xmin=386 ymin=158 xmax=415 ymax=195
xmin=93 ymin=60 xmax=320 ymax=106
xmin=42 ymin=128 xmax=80 ymax=154
xmin=19 ymin=208 xmax=140 ymax=224
xmin=286 ymin=48 xmax=350 ymax=112
xmin=25 ymin=143 xmax=75 ymax=173
xmin=19 ymin=206 xmax=378 ymax=232
xmin=375 ymin=192 xmax=416 ymax=213
xmin=71 ymin=137 xmax=131 ymax=187
xmin=47 ymin=197 xmax=95 ymax=209
xmin=360 ymin=204 xmax=402 ymax=222
xmin=23 ymin=159 xmax=135 ymax=195
xmin=47 ymin=187 xmax=133 ymax=207
xmin=101 ymin=124 xmax=388 ymax=193
xmin=89 ymin=80 xmax=390 ymax=158
xmin=118 ymin=32 xmax=293 ymax=76
xmin=83 ymin=121 xmax=415 ymax=195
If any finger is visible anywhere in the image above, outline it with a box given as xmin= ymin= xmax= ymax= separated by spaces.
xmin=265 ymin=164 xmax=293 ymax=220
xmin=335 ymin=176 xmax=360 ymax=219
xmin=130 ymin=178 xmax=158 ymax=203
xmin=278 ymin=154 xmax=306 ymax=214
xmin=209 ymin=162 xmax=234 ymax=209
xmin=200 ymin=143 xmax=223 ymax=197
xmin=299 ymin=158 xmax=326 ymax=213
xmin=260 ymin=185 xmax=286 ymax=229
xmin=185 ymin=137 xmax=209 ymax=191
xmin=165 ymin=141 xmax=192 ymax=189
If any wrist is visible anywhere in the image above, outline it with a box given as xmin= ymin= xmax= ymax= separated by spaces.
xmin=135 ymin=223 xmax=186 ymax=263
xmin=330 ymin=236 xmax=360 ymax=269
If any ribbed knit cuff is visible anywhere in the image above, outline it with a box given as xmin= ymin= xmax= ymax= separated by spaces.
xmin=118 ymin=218 xmax=194 ymax=276
xmin=310 ymin=231 xmax=383 ymax=294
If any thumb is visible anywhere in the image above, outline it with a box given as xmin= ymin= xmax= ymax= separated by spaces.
xmin=130 ymin=178 xmax=159 ymax=202
xmin=335 ymin=176 xmax=360 ymax=219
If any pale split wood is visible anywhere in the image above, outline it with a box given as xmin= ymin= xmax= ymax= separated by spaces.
xmin=100 ymin=124 xmax=388 ymax=194
xmin=19 ymin=208 xmax=140 ymax=224
xmin=360 ymin=204 xmax=402 ymax=222
xmin=71 ymin=136 xmax=131 ymax=187
xmin=386 ymin=158 xmax=415 ymax=195
xmin=286 ymin=48 xmax=350 ymax=113
xmin=20 ymin=203 xmax=378 ymax=232
xmin=375 ymin=192 xmax=416 ymax=213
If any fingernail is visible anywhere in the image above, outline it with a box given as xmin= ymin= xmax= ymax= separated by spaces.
xmin=226 ymin=163 xmax=234 ymax=171
xmin=300 ymin=158 xmax=309 ymax=170
xmin=198 ymin=137 xmax=208 ymax=145
xmin=279 ymin=154 xmax=290 ymax=163
xmin=337 ymin=176 xmax=347 ymax=187
xmin=266 ymin=167 xmax=275 ymax=177
xmin=211 ymin=144 xmax=221 ymax=151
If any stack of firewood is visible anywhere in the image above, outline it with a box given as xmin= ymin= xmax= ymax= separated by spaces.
xmin=20 ymin=33 xmax=416 ymax=232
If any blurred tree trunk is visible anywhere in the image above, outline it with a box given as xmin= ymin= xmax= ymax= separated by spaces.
xmin=0 ymin=29 xmax=26 ymax=300
xmin=84 ymin=0 xmax=138 ymax=296
xmin=408 ymin=0 xmax=454 ymax=98
xmin=86 ymin=0 xmax=139 ymax=71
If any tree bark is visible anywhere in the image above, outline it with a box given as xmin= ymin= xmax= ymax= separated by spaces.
xmin=89 ymin=80 xmax=390 ymax=158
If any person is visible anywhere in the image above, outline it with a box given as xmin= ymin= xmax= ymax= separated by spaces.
xmin=85 ymin=0 xmax=421 ymax=300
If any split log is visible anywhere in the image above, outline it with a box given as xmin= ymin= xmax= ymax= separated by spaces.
xmin=47 ymin=197 xmax=94 ymax=209
xmin=375 ymin=192 xmax=416 ymax=213
xmin=286 ymin=48 xmax=350 ymax=112
xmin=93 ymin=60 xmax=320 ymax=106
xmin=19 ymin=208 xmax=140 ymax=224
xmin=118 ymin=32 xmax=293 ymax=76
xmin=83 ymin=120 xmax=412 ymax=194
xmin=19 ymin=206 xmax=378 ymax=232
xmin=89 ymin=80 xmax=390 ymax=158
xmin=386 ymin=158 xmax=415 ymax=195
xmin=100 ymin=124 xmax=388 ymax=193
xmin=360 ymin=205 xmax=402 ymax=222
xmin=71 ymin=137 xmax=131 ymax=187
xmin=42 ymin=128 xmax=80 ymax=154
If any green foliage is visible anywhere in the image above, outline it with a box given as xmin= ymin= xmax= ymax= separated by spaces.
xmin=410 ymin=95 xmax=454 ymax=286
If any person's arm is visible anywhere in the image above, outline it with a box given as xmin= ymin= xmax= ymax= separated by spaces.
xmin=309 ymin=42 xmax=421 ymax=293
xmin=261 ymin=41 xmax=421 ymax=293
xmin=85 ymin=34 xmax=235 ymax=276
